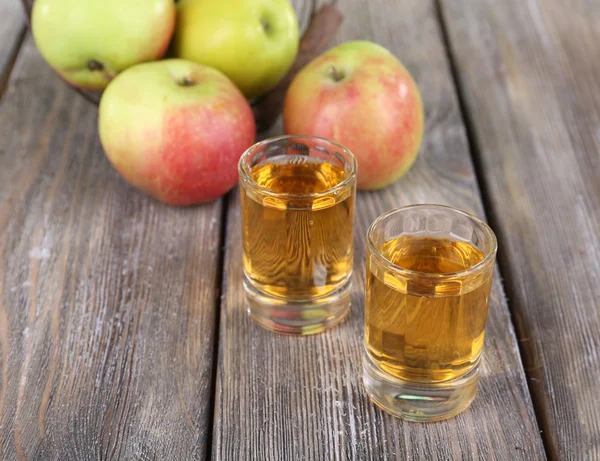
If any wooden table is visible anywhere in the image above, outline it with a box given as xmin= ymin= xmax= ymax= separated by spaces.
xmin=1 ymin=0 xmax=598 ymax=459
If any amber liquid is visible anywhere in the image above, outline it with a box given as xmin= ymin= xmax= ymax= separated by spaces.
xmin=241 ymin=155 xmax=354 ymax=300
xmin=365 ymin=236 xmax=493 ymax=383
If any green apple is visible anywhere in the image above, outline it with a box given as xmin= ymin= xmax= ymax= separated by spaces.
xmin=32 ymin=0 xmax=176 ymax=90
xmin=98 ymin=60 xmax=256 ymax=206
xmin=173 ymin=0 xmax=299 ymax=99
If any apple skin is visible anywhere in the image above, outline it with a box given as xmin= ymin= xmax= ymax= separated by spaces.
xmin=173 ymin=0 xmax=299 ymax=99
xmin=32 ymin=0 xmax=175 ymax=90
xmin=283 ymin=41 xmax=424 ymax=190
xmin=98 ymin=60 xmax=256 ymax=206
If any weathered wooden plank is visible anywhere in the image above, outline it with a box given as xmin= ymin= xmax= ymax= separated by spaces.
xmin=213 ymin=0 xmax=546 ymax=459
xmin=0 ymin=0 xmax=25 ymax=98
xmin=0 ymin=36 xmax=222 ymax=459
xmin=438 ymin=0 xmax=600 ymax=458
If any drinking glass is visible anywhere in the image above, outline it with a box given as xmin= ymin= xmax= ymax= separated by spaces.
xmin=363 ymin=204 xmax=497 ymax=421
xmin=239 ymin=135 xmax=357 ymax=335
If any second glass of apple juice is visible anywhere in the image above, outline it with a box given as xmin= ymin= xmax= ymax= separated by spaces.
xmin=363 ymin=205 xmax=497 ymax=421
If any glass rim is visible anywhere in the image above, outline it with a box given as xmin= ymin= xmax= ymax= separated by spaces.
xmin=238 ymin=135 xmax=357 ymax=200
xmin=367 ymin=204 xmax=498 ymax=279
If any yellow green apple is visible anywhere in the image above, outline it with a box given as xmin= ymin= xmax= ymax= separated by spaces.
xmin=284 ymin=41 xmax=424 ymax=190
xmin=173 ymin=0 xmax=299 ymax=99
xmin=98 ymin=60 xmax=256 ymax=206
xmin=32 ymin=0 xmax=175 ymax=90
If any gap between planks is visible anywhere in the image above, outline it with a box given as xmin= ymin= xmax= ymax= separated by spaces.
xmin=206 ymin=193 xmax=230 ymax=461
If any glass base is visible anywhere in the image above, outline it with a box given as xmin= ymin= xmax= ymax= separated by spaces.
xmin=363 ymin=351 xmax=479 ymax=422
xmin=243 ymin=275 xmax=351 ymax=335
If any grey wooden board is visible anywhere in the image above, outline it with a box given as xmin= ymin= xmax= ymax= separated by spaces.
xmin=213 ymin=0 xmax=546 ymax=459
xmin=0 ymin=37 xmax=222 ymax=460
xmin=0 ymin=0 xmax=25 ymax=97
xmin=439 ymin=0 xmax=600 ymax=459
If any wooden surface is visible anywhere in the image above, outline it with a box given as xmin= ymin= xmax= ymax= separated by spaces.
xmin=2 ymin=0 xmax=599 ymax=459
xmin=439 ymin=0 xmax=600 ymax=458
xmin=0 ymin=38 xmax=223 ymax=459
xmin=213 ymin=0 xmax=545 ymax=459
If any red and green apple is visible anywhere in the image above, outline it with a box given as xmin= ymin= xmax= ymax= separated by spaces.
xmin=98 ymin=59 xmax=256 ymax=206
xmin=284 ymin=41 xmax=424 ymax=189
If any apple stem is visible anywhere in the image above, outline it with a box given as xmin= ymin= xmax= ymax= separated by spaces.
xmin=328 ymin=65 xmax=345 ymax=82
xmin=86 ymin=59 xmax=115 ymax=82
xmin=87 ymin=60 xmax=104 ymax=72
xmin=261 ymin=17 xmax=272 ymax=35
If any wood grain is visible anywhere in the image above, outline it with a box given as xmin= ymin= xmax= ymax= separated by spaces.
xmin=438 ymin=0 xmax=600 ymax=458
xmin=213 ymin=0 xmax=546 ymax=459
xmin=0 ymin=0 xmax=25 ymax=99
xmin=0 ymin=37 xmax=222 ymax=460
